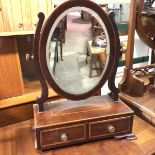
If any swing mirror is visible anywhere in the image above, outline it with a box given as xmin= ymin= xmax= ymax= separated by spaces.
xmin=39 ymin=0 xmax=116 ymax=100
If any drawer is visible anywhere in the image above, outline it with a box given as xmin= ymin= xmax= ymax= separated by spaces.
xmin=40 ymin=124 xmax=86 ymax=148
xmin=89 ymin=116 xmax=131 ymax=138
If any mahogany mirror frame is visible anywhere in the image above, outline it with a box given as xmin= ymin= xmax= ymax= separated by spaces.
xmin=38 ymin=0 xmax=118 ymax=101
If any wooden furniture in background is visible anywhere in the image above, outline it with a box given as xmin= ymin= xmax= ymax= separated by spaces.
xmin=0 ymin=37 xmax=24 ymax=99
xmin=0 ymin=116 xmax=154 ymax=155
xmin=119 ymin=0 xmax=155 ymax=92
xmin=91 ymin=4 xmax=108 ymax=37
xmin=118 ymin=0 xmax=137 ymax=91
xmin=128 ymin=64 xmax=155 ymax=97
xmin=0 ymin=0 xmax=60 ymax=126
xmin=52 ymin=19 xmax=66 ymax=61
xmin=0 ymin=0 xmax=54 ymax=99
xmin=86 ymin=40 xmax=106 ymax=78
xmin=119 ymin=0 xmax=155 ymax=127
xmin=119 ymin=92 xmax=155 ymax=126
xmin=0 ymin=88 xmax=60 ymax=127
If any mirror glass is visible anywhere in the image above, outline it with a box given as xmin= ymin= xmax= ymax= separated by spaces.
xmin=141 ymin=0 xmax=155 ymax=41
xmin=46 ymin=7 xmax=110 ymax=95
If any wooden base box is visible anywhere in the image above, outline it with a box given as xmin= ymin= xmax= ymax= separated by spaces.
xmin=33 ymin=96 xmax=133 ymax=150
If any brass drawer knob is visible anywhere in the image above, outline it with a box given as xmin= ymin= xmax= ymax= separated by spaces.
xmin=108 ymin=125 xmax=115 ymax=133
xmin=60 ymin=133 xmax=68 ymax=142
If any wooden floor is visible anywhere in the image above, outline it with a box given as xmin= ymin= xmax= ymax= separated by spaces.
xmin=0 ymin=116 xmax=155 ymax=155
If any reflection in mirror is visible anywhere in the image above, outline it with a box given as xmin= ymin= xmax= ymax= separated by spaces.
xmin=141 ymin=0 xmax=155 ymax=41
xmin=46 ymin=9 xmax=109 ymax=94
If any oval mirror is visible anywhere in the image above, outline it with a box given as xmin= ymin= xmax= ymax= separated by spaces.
xmin=39 ymin=0 xmax=116 ymax=100
xmin=136 ymin=0 xmax=155 ymax=49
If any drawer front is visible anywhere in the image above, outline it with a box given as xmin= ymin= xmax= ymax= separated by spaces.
xmin=40 ymin=124 xmax=86 ymax=148
xmin=89 ymin=116 xmax=131 ymax=138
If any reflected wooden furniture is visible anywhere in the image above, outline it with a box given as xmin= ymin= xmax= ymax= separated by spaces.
xmin=0 ymin=116 xmax=155 ymax=155
xmin=91 ymin=16 xmax=103 ymax=37
xmin=145 ymin=0 xmax=155 ymax=7
xmin=52 ymin=19 xmax=67 ymax=61
xmin=87 ymin=40 xmax=106 ymax=78
xmin=54 ymin=0 xmax=67 ymax=32
xmin=91 ymin=4 xmax=108 ymax=37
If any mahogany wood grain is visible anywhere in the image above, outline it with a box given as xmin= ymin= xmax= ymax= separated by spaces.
xmin=128 ymin=73 xmax=145 ymax=97
xmin=125 ymin=0 xmax=138 ymax=70
xmin=0 ymin=38 xmax=24 ymax=99
xmin=89 ymin=116 xmax=131 ymax=138
xmin=34 ymin=95 xmax=133 ymax=150
xmin=33 ymin=12 xmax=47 ymax=112
xmin=119 ymin=91 xmax=155 ymax=126
xmin=0 ymin=103 xmax=33 ymax=127
xmin=0 ymin=116 xmax=154 ymax=155
xmin=34 ymin=96 xmax=133 ymax=129
xmin=108 ymin=12 xmax=120 ymax=101
xmin=40 ymin=124 xmax=86 ymax=147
